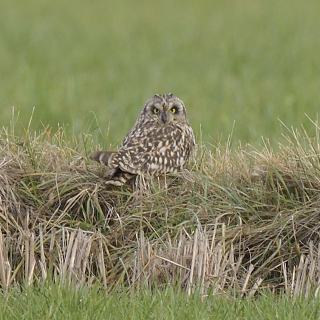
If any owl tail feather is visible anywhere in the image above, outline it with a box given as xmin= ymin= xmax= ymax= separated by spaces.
xmin=89 ymin=151 xmax=136 ymax=185
xmin=89 ymin=151 xmax=116 ymax=167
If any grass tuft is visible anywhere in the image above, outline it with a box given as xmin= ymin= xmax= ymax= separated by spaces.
xmin=1 ymin=119 xmax=320 ymax=298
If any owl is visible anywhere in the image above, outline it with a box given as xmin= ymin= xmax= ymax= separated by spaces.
xmin=90 ymin=93 xmax=195 ymax=184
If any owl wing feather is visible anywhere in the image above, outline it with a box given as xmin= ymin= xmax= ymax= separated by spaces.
xmin=116 ymin=123 xmax=195 ymax=175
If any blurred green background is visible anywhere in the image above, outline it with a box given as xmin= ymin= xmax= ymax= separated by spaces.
xmin=1 ymin=0 xmax=319 ymax=148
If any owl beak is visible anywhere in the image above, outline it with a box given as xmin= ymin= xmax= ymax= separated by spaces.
xmin=161 ymin=113 xmax=167 ymax=124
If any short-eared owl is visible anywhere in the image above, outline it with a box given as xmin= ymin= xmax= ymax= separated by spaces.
xmin=90 ymin=93 xmax=195 ymax=183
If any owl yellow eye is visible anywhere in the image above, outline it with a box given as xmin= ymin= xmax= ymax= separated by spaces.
xmin=170 ymin=107 xmax=177 ymax=114
xmin=152 ymin=106 xmax=160 ymax=114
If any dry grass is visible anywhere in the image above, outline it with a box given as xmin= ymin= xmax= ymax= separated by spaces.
xmin=1 ymin=120 xmax=320 ymax=297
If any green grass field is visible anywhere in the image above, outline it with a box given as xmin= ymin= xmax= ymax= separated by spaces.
xmin=1 ymin=0 xmax=320 ymax=318
xmin=1 ymin=0 xmax=320 ymax=147
xmin=1 ymin=283 xmax=320 ymax=320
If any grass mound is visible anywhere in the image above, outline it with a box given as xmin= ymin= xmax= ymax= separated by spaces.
xmin=1 ymin=121 xmax=320 ymax=297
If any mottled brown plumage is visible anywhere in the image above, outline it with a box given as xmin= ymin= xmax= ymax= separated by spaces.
xmin=90 ymin=93 xmax=195 ymax=184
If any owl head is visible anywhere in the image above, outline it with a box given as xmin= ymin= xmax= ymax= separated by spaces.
xmin=140 ymin=93 xmax=189 ymax=126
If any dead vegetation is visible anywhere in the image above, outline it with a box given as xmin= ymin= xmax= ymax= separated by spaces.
xmin=1 ymin=121 xmax=320 ymax=297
